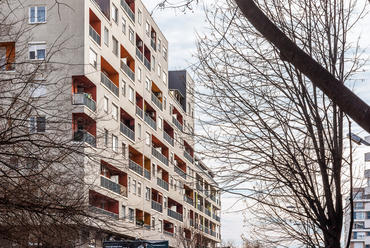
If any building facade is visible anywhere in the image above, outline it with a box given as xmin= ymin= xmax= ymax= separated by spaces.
xmin=0 ymin=0 xmax=221 ymax=247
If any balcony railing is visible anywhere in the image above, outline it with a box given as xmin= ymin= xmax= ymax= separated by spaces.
xmin=144 ymin=168 xmax=151 ymax=180
xmin=163 ymin=131 xmax=174 ymax=146
xmin=205 ymin=208 xmax=212 ymax=217
xmin=211 ymin=230 xmax=216 ymax=237
xmin=151 ymin=92 xmax=163 ymax=110
xmin=100 ymin=176 xmax=120 ymax=194
xmin=73 ymin=130 xmax=96 ymax=147
xmin=101 ymin=72 xmax=119 ymax=96
xmin=174 ymin=165 xmax=186 ymax=179
xmin=190 ymin=219 xmax=194 ymax=227
xmin=90 ymin=205 xmax=118 ymax=219
xmin=184 ymin=195 xmax=193 ymax=206
xmin=136 ymin=105 xmax=143 ymax=118
xmin=121 ymin=60 xmax=135 ymax=82
xmin=204 ymin=227 xmax=209 ymax=234
xmin=129 ymin=159 xmax=143 ymax=175
xmin=163 ymin=230 xmax=174 ymax=237
xmin=184 ymin=150 xmax=193 ymax=163
xmin=72 ymin=93 xmax=96 ymax=112
xmin=157 ymin=177 xmax=169 ymax=191
xmin=172 ymin=116 xmax=183 ymax=131
xmin=136 ymin=47 xmax=143 ymax=61
xmin=121 ymin=0 xmax=135 ymax=22
xmin=120 ymin=122 xmax=135 ymax=142
xmin=151 ymin=200 xmax=163 ymax=212
xmin=197 ymin=204 xmax=203 ymax=212
xmin=168 ymin=209 xmax=183 ymax=222
xmin=211 ymin=194 xmax=217 ymax=203
xmin=199 ymin=224 xmax=203 ymax=231
xmin=144 ymin=57 xmax=151 ymax=71
xmin=152 ymin=147 xmax=168 ymax=166
xmin=196 ymin=183 xmax=204 ymax=193
xmin=151 ymin=39 xmax=156 ymax=51
xmin=212 ymin=213 xmax=220 ymax=222
xmin=144 ymin=113 xmax=157 ymax=130
xmin=89 ymin=25 xmax=101 ymax=45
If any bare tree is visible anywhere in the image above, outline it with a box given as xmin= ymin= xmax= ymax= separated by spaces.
xmin=193 ymin=0 xmax=368 ymax=247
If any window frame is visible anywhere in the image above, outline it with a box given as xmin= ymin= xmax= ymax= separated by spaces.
xmin=29 ymin=6 xmax=46 ymax=24
xmin=112 ymin=36 xmax=118 ymax=56
xmin=112 ymin=4 xmax=118 ymax=23
xmin=122 ymin=16 xmax=127 ymax=34
xmin=129 ymin=86 xmax=134 ymax=103
xmin=104 ymin=27 xmax=109 ymax=46
xmin=90 ymin=47 xmax=97 ymax=68
xmin=29 ymin=42 xmax=46 ymax=60
xmin=112 ymin=134 xmax=118 ymax=152
xmin=129 ymin=27 xmax=134 ymax=44
xmin=103 ymin=96 xmax=109 ymax=112
xmin=29 ymin=116 xmax=46 ymax=133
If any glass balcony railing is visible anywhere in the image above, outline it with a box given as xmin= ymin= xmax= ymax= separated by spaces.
xmin=73 ymin=130 xmax=96 ymax=147
xmin=90 ymin=205 xmax=118 ymax=219
xmin=204 ymin=208 xmax=212 ymax=217
xmin=136 ymin=47 xmax=143 ymax=61
xmin=172 ymin=116 xmax=183 ymax=131
xmin=204 ymin=227 xmax=209 ymax=234
xmin=197 ymin=204 xmax=203 ymax=212
xmin=120 ymin=60 xmax=135 ymax=82
xmin=136 ymin=105 xmax=143 ymax=118
xmin=144 ymin=113 xmax=157 ymax=130
xmin=144 ymin=57 xmax=151 ymax=71
xmin=144 ymin=168 xmax=151 ymax=180
xmin=100 ymin=176 xmax=120 ymax=194
xmin=101 ymin=72 xmax=118 ymax=96
xmin=196 ymin=183 xmax=204 ymax=193
xmin=190 ymin=219 xmax=194 ymax=227
xmin=211 ymin=194 xmax=217 ymax=203
xmin=72 ymin=93 xmax=96 ymax=112
xmin=212 ymin=213 xmax=220 ymax=222
xmin=174 ymin=165 xmax=186 ymax=179
xmin=121 ymin=0 xmax=135 ymax=22
xmin=152 ymin=147 xmax=168 ymax=166
xmin=157 ymin=177 xmax=169 ymax=191
xmin=184 ymin=150 xmax=193 ymax=163
xmin=184 ymin=194 xmax=194 ymax=206
xmin=151 ymin=200 xmax=162 ymax=212
xmin=120 ymin=122 xmax=135 ymax=141
xmin=211 ymin=230 xmax=216 ymax=237
xmin=168 ymin=208 xmax=183 ymax=222
xmin=151 ymin=39 xmax=156 ymax=51
xmin=129 ymin=159 xmax=143 ymax=175
xmin=89 ymin=25 xmax=101 ymax=45
xmin=163 ymin=131 xmax=174 ymax=146
xmin=151 ymin=92 xmax=163 ymax=110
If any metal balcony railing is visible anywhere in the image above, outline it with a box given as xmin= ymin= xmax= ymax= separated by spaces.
xmin=89 ymin=25 xmax=101 ymax=45
xmin=197 ymin=204 xmax=203 ymax=212
xmin=72 ymin=93 xmax=96 ymax=112
xmin=184 ymin=150 xmax=193 ymax=163
xmin=73 ymin=130 xmax=96 ymax=147
xmin=190 ymin=219 xmax=194 ymax=227
xmin=157 ymin=177 xmax=169 ymax=191
xmin=163 ymin=131 xmax=174 ymax=146
xmin=184 ymin=194 xmax=193 ymax=206
xmin=136 ymin=47 xmax=143 ymax=61
xmin=136 ymin=105 xmax=143 ymax=118
xmin=101 ymin=72 xmax=119 ymax=96
xmin=100 ymin=176 xmax=120 ymax=194
xmin=144 ymin=113 xmax=157 ymax=130
xmin=144 ymin=57 xmax=151 ymax=71
xmin=121 ymin=0 xmax=135 ymax=22
xmin=151 ymin=39 xmax=156 ymax=51
xmin=172 ymin=116 xmax=183 ymax=131
xmin=174 ymin=165 xmax=186 ymax=179
xmin=204 ymin=208 xmax=212 ymax=217
xmin=120 ymin=122 xmax=135 ymax=141
xmin=210 ymin=194 xmax=217 ymax=203
xmin=196 ymin=183 xmax=204 ymax=193
xmin=212 ymin=213 xmax=220 ymax=222
xmin=144 ymin=168 xmax=151 ymax=180
xmin=163 ymin=231 xmax=174 ymax=237
xmin=199 ymin=224 xmax=203 ymax=231
xmin=204 ymin=227 xmax=209 ymax=234
xmin=168 ymin=208 xmax=183 ymax=222
xmin=129 ymin=159 xmax=143 ymax=175
xmin=151 ymin=200 xmax=162 ymax=212
xmin=90 ymin=205 xmax=118 ymax=219
xmin=152 ymin=147 xmax=168 ymax=166
xmin=151 ymin=92 xmax=163 ymax=110
xmin=120 ymin=60 xmax=135 ymax=82
xmin=211 ymin=230 xmax=216 ymax=237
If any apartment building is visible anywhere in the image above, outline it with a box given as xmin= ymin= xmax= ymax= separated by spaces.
xmin=0 ymin=0 xmax=221 ymax=247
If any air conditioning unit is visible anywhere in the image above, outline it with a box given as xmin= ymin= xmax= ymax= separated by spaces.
xmin=137 ymin=41 xmax=143 ymax=47
xmin=164 ymin=223 xmax=173 ymax=229
xmin=154 ymin=92 xmax=162 ymax=98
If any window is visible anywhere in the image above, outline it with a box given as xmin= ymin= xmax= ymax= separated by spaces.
xmin=146 ymin=132 xmax=151 ymax=146
xmin=129 ymin=27 xmax=134 ymax=44
xmin=103 ymin=96 xmax=108 ymax=112
xmin=152 ymin=55 xmax=155 ymax=71
xmin=138 ymin=67 xmax=142 ymax=82
xmin=354 ymin=212 xmax=365 ymax=219
xmin=152 ymin=217 xmax=155 ymax=229
xmin=89 ymin=48 xmax=97 ymax=68
xmin=122 ymin=205 xmax=126 ymax=220
xmin=163 ymin=97 xmax=166 ymax=110
xmin=104 ymin=27 xmax=109 ymax=46
xmin=112 ymin=4 xmax=118 ymax=23
xmin=133 ymin=180 xmax=137 ymax=194
xmin=163 ymin=71 xmax=167 ymax=85
xmin=122 ymin=17 xmax=126 ymax=34
xmin=163 ymin=46 xmax=167 ymax=60
xmin=104 ymin=129 xmax=108 ymax=146
xmin=164 ymin=197 xmax=167 ymax=209
xmin=29 ymin=6 xmax=46 ymax=23
xmin=158 ymin=117 xmax=162 ymax=130
xmin=138 ymin=124 xmax=141 ymax=139
xmin=158 ymin=38 xmax=161 ymax=52
xmin=112 ymin=135 xmax=118 ymax=152
xmin=145 ymin=22 xmax=150 ymax=36
xmin=355 ymin=202 xmax=364 ymax=209
xmin=128 ymin=176 xmax=131 ymax=192
xmin=112 ymin=104 xmax=118 ymax=120
xmin=170 ymin=178 xmax=173 ymax=189
xmin=122 ymin=80 xmax=126 ymax=96
xmin=158 ymin=220 xmax=162 ymax=232
xmin=138 ymin=10 xmax=142 ymax=25
xmin=138 ymin=182 xmax=142 ymax=196
xmin=157 ymin=64 xmax=161 ymax=77
xmin=112 ymin=36 xmax=118 ymax=55
xmin=152 ymin=164 xmax=156 ymax=176
xmin=129 ymin=86 xmax=134 ymax=103
xmin=145 ymin=77 xmax=151 ymax=91
xmin=29 ymin=43 xmax=46 ymax=60
xmin=30 ymin=80 xmax=47 ymax=98
xmin=174 ymin=179 xmax=177 ymax=191
xmin=129 ymin=208 xmax=134 ymax=222
xmin=122 ymin=142 xmax=126 ymax=157
xmin=146 ymin=187 xmax=150 ymax=200
xmin=30 ymin=116 xmax=45 ymax=133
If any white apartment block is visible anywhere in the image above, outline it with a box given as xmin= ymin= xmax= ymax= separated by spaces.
xmin=0 ymin=0 xmax=221 ymax=247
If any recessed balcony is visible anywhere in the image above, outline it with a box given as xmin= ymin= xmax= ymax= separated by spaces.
xmin=121 ymin=0 xmax=135 ymax=22
xmin=72 ymin=92 xmax=96 ymax=112
xmin=129 ymin=159 xmax=143 ymax=175
xmin=101 ymin=72 xmax=118 ymax=96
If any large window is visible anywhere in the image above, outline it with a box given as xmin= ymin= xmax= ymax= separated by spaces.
xmin=29 ymin=6 xmax=46 ymax=23
xmin=30 ymin=116 xmax=46 ymax=133
xmin=29 ymin=43 xmax=46 ymax=60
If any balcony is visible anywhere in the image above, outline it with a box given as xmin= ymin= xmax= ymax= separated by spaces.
xmin=174 ymin=165 xmax=186 ymax=179
xmin=72 ymin=93 xmax=96 ymax=112
xmin=204 ymin=227 xmax=209 ymax=234
xmin=172 ymin=116 xmax=183 ymax=131
xmin=152 ymin=147 xmax=168 ymax=166
xmin=73 ymin=130 xmax=96 ymax=147
xmin=151 ymin=200 xmax=163 ymax=212
xmin=101 ymin=72 xmax=118 ymax=97
xmin=89 ymin=25 xmax=101 ymax=45
xmin=151 ymin=39 xmax=156 ymax=51
xmin=168 ymin=209 xmax=183 ymax=222
xmin=121 ymin=60 xmax=135 ymax=82
xmin=205 ymin=208 xmax=211 ymax=217
xmin=184 ymin=150 xmax=193 ymax=163
xmin=211 ymin=194 xmax=217 ymax=203
xmin=144 ymin=57 xmax=151 ymax=71
xmin=157 ymin=177 xmax=169 ymax=191
xmin=120 ymin=122 xmax=135 ymax=142
xmin=100 ymin=176 xmax=127 ymax=197
xmin=190 ymin=219 xmax=194 ymax=227
xmin=163 ymin=132 xmax=174 ymax=146
xmin=163 ymin=230 xmax=174 ymax=237
xmin=144 ymin=168 xmax=151 ymax=180
xmin=129 ymin=159 xmax=143 ymax=175
xmin=183 ymin=195 xmax=193 ymax=206
xmin=121 ymin=0 xmax=135 ymax=22
xmin=197 ymin=204 xmax=203 ymax=212
xmin=144 ymin=113 xmax=156 ymax=130
xmin=90 ymin=205 xmax=118 ymax=219
xmin=212 ymin=213 xmax=220 ymax=222
xmin=136 ymin=105 xmax=143 ymax=118
xmin=211 ymin=230 xmax=216 ymax=237
xmin=196 ymin=183 xmax=204 ymax=193
xmin=151 ymin=92 xmax=163 ymax=111
xmin=136 ymin=47 xmax=143 ymax=61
